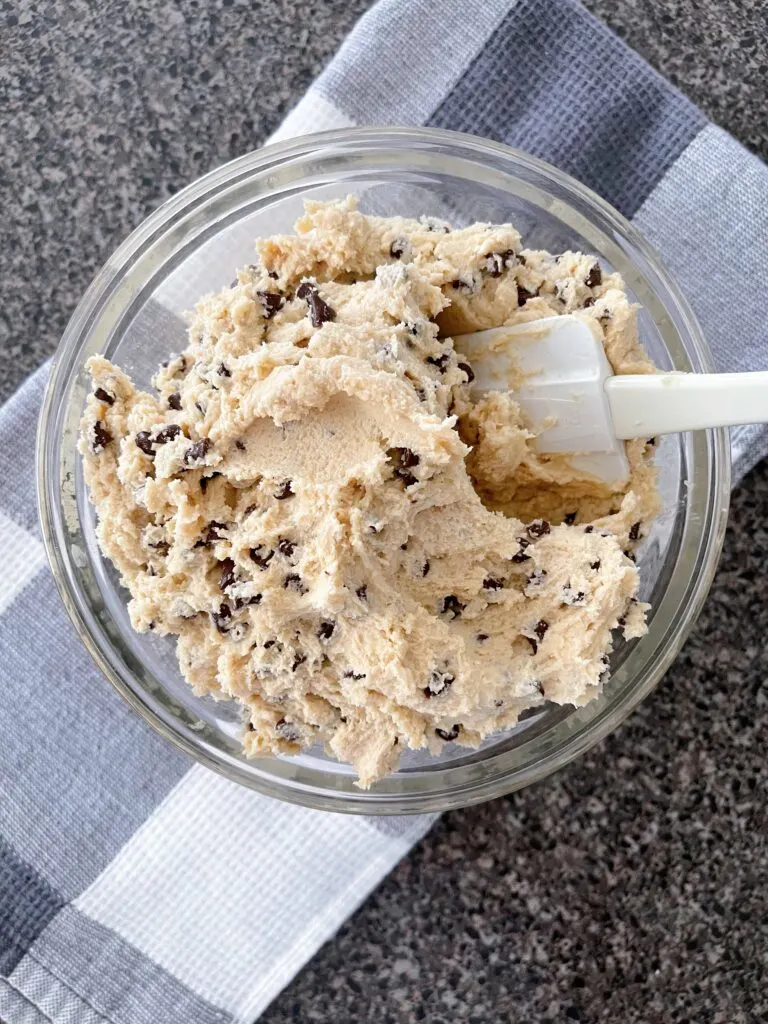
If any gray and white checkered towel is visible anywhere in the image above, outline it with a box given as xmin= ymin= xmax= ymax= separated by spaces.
xmin=1 ymin=1 xmax=767 ymax=1021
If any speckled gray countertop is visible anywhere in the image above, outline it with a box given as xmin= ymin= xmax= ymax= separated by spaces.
xmin=2 ymin=1 xmax=767 ymax=1021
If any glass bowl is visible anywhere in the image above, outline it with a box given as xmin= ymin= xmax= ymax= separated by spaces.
xmin=37 ymin=127 xmax=730 ymax=814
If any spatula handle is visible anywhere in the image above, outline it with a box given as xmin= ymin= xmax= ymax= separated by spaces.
xmin=605 ymin=371 xmax=768 ymax=440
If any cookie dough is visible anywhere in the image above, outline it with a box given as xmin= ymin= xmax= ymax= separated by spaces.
xmin=79 ymin=197 xmax=659 ymax=787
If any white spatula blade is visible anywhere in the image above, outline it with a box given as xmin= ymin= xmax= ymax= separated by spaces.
xmin=453 ymin=315 xmax=630 ymax=488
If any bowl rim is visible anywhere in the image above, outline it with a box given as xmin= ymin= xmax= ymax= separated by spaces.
xmin=37 ymin=125 xmax=731 ymax=814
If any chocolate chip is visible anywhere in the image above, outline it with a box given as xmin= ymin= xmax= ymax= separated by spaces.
xmin=168 ymin=392 xmax=182 ymax=411
xmin=217 ymin=362 xmax=231 ymax=378
xmin=343 ymin=670 xmax=366 ymax=680
xmin=297 ymin=282 xmax=336 ymax=327
xmin=91 ymin=421 xmax=112 ymax=452
xmin=203 ymin=521 xmax=227 ymax=545
xmin=440 ymin=595 xmax=465 ymax=619
xmin=386 ymin=447 xmax=420 ymax=488
xmin=234 ymin=440 xmax=246 ymax=451
xmin=457 ymin=361 xmax=475 ymax=383
xmin=267 ymin=269 xmax=279 ymax=280
xmin=277 ymin=538 xmax=296 ymax=558
xmin=563 ymin=512 xmax=577 ymax=525
xmin=149 ymin=540 xmax=170 ymax=556
xmin=517 ymin=253 xmax=527 ymax=266
xmin=617 ymin=615 xmax=626 ymax=628
xmin=356 ymin=585 xmax=368 ymax=601
xmin=211 ymin=603 xmax=232 ymax=633
xmin=562 ymin=585 xmax=586 ymax=606
xmin=512 ymin=538 xmax=531 ymax=563
xmin=426 ymin=353 xmax=450 ymax=372
xmin=525 ymin=636 xmax=538 ymax=655
xmin=290 ymin=655 xmax=306 ymax=673
xmin=256 ymin=291 xmax=284 ymax=319
xmin=476 ymin=633 xmax=489 ymax=643
xmin=584 ymin=525 xmax=594 ymax=534
xmin=136 ymin=430 xmax=154 ymax=455
xmin=421 ymin=560 xmax=431 ymax=577
xmin=400 ymin=542 xmax=408 ymax=551
xmin=424 ymin=670 xmax=454 ymax=698
xmin=629 ymin=522 xmax=642 ymax=542
xmin=590 ymin=560 xmax=601 ymax=571
xmin=317 ymin=620 xmax=335 ymax=641
xmin=585 ymin=263 xmax=602 ymax=288
xmin=235 ymin=594 xmax=262 ymax=609
xmin=219 ymin=558 xmax=237 ymax=591
xmin=155 ymin=423 xmax=181 ymax=445
xmin=647 ymin=437 xmax=657 ymax=447
xmin=249 ymin=546 xmax=274 ymax=569
xmin=534 ymin=619 xmax=549 ymax=641
xmin=184 ymin=438 xmax=212 ymax=464
xmin=483 ymin=577 xmax=504 ymax=590
xmin=284 ymin=573 xmax=306 ymax=593
xmin=94 ymin=387 xmax=115 ymax=405
xmin=389 ymin=238 xmax=408 ymax=258
xmin=436 ymin=724 xmax=460 ymax=742
xmin=274 ymin=480 xmax=294 ymax=500
xmin=450 ymin=277 xmax=474 ymax=292
xmin=582 ymin=297 xmax=596 ymax=309
xmin=483 ymin=249 xmax=516 ymax=277
xmin=276 ymin=717 xmax=301 ymax=738
xmin=526 ymin=519 xmax=551 ymax=538
xmin=624 ymin=550 xmax=637 ymax=563
xmin=526 ymin=568 xmax=547 ymax=588
xmin=517 ymin=284 xmax=538 ymax=305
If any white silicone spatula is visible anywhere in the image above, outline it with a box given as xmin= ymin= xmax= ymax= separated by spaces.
xmin=454 ymin=315 xmax=768 ymax=488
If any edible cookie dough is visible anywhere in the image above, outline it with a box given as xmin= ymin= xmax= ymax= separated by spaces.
xmin=79 ymin=197 xmax=660 ymax=787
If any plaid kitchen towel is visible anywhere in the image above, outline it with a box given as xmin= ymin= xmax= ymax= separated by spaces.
xmin=2 ymin=0 xmax=767 ymax=1021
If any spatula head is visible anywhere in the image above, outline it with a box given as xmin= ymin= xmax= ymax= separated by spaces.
xmin=454 ymin=315 xmax=630 ymax=488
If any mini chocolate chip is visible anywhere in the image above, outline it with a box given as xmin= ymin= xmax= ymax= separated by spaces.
xmin=184 ymin=438 xmax=212 ymax=464
xmin=277 ymin=538 xmax=296 ymax=558
xmin=562 ymin=586 xmax=586 ymax=606
xmin=211 ymin=603 xmax=232 ymax=633
xmin=617 ymin=615 xmax=626 ymax=627
xmin=267 ymin=269 xmax=279 ymax=280
xmin=387 ymin=447 xmax=420 ymax=470
xmin=526 ymin=568 xmax=547 ymax=588
xmin=517 ymin=284 xmax=538 ymax=305
xmin=525 ymin=636 xmax=538 ymax=655
xmin=582 ymin=297 xmax=596 ymax=309
xmin=517 ymin=253 xmax=527 ymax=266
xmin=290 ymin=655 xmax=306 ymax=673
xmin=585 ymin=263 xmax=602 ymax=288
xmin=167 ymin=392 xmax=182 ymax=411
xmin=390 ymin=238 xmax=408 ymax=258
xmin=234 ymin=439 xmax=246 ymax=451
xmin=647 ymin=437 xmax=657 ymax=446
xmin=590 ymin=560 xmax=601 ymax=571
xmin=422 ymin=560 xmax=431 ymax=577
xmin=426 ymin=353 xmax=450 ymax=372
xmin=440 ymin=595 xmax=465 ymax=619
xmin=276 ymin=716 xmax=302 ymax=738
xmin=483 ymin=577 xmax=504 ymax=590
xmin=526 ymin=519 xmax=551 ymax=539
xmin=436 ymin=724 xmax=460 ymax=742
xmin=256 ymin=291 xmax=284 ymax=319
xmin=136 ymin=430 xmax=154 ymax=455
xmin=457 ymin=361 xmax=475 ymax=383
xmin=624 ymin=550 xmax=637 ymax=563
xmin=450 ymin=277 xmax=474 ymax=292
xmin=584 ymin=525 xmax=594 ymax=534
xmin=629 ymin=521 xmax=642 ymax=542
xmin=297 ymin=282 xmax=335 ymax=327
xmin=204 ymin=521 xmax=227 ymax=544
xmin=296 ymin=281 xmax=313 ymax=299
xmin=343 ymin=670 xmax=366 ymax=680
xmin=400 ymin=542 xmax=408 ymax=551
xmin=94 ymin=387 xmax=115 ymax=405
xmin=274 ymin=480 xmax=294 ymax=500
xmin=534 ymin=619 xmax=549 ymax=641
xmin=155 ymin=423 xmax=181 ymax=445
xmin=483 ymin=249 xmax=516 ymax=277
xmin=91 ymin=421 xmax=112 ymax=452
xmin=244 ymin=504 xmax=258 ymax=516
xmin=424 ymin=670 xmax=454 ymax=698
xmin=563 ymin=512 xmax=578 ymax=525
xmin=217 ymin=362 xmax=231 ymax=378
xmin=512 ymin=538 xmax=531 ymax=563
xmin=318 ymin=620 xmax=335 ymax=641
xmin=356 ymin=585 xmax=368 ymax=601
xmin=284 ymin=573 xmax=306 ymax=593
xmin=263 ymin=639 xmax=277 ymax=649
xmin=476 ymin=633 xmax=489 ymax=643
xmin=219 ymin=558 xmax=237 ymax=591
xmin=149 ymin=540 xmax=170 ymax=556
xmin=235 ymin=594 xmax=262 ymax=609
xmin=249 ymin=546 xmax=274 ymax=569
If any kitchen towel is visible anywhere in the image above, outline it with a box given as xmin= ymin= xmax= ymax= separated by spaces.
xmin=1 ymin=0 xmax=767 ymax=1022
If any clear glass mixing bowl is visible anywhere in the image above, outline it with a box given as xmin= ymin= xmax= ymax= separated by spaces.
xmin=37 ymin=127 xmax=730 ymax=814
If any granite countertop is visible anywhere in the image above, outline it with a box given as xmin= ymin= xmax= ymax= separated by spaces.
xmin=2 ymin=1 xmax=767 ymax=1021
